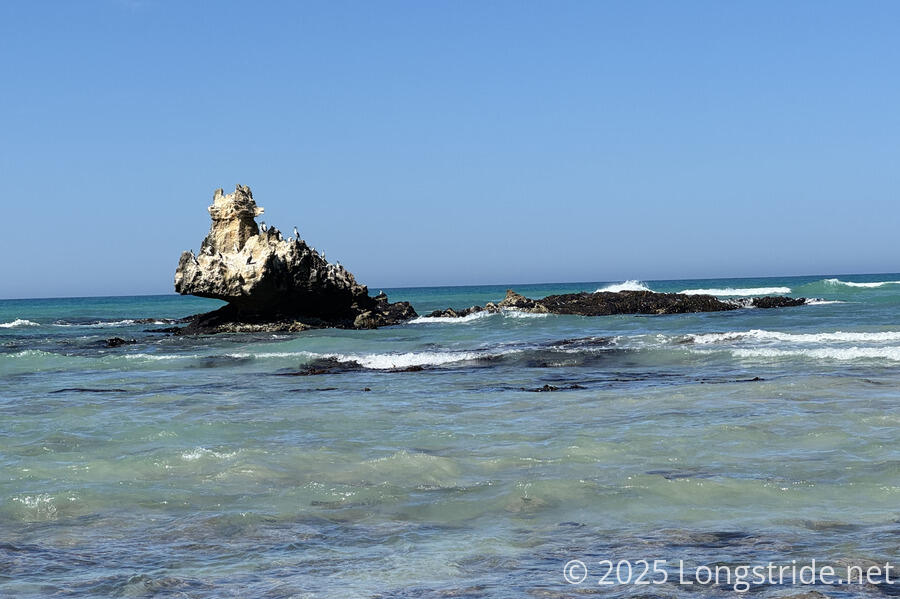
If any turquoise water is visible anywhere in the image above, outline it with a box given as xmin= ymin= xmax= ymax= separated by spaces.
xmin=2 ymin=274 xmax=900 ymax=597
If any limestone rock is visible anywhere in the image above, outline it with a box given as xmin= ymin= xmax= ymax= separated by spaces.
xmin=174 ymin=185 xmax=416 ymax=333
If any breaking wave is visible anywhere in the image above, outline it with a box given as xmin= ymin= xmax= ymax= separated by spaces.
xmin=330 ymin=351 xmax=493 ymax=369
xmin=409 ymin=309 xmax=548 ymax=324
xmin=679 ymin=287 xmax=791 ymax=296
xmin=823 ymin=278 xmax=900 ymax=288
xmin=594 ymin=280 xmax=652 ymax=293
xmin=52 ymin=319 xmax=138 ymax=328
xmin=0 ymin=319 xmax=40 ymax=328
xmin=502 ymin=309 xmax=549 ymax=319
xmin=409 ymin=312 xmax=493 ymax=324
xmin=732 ymin=347 xmax=900 ymax=362
xmin=685 ymin=329 xmax=900 ymax=345
xmin=226 ymin=349 xmax=512 ymax=369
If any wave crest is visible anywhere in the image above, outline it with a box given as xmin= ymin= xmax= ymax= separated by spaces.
xmin=594 ymin=280 xmax=652 ymax=293
xmin=679 ymin=287 xmax=791 ymax=296
xmin=0 ymin=319 xmax=40 ymax=328
xmin=686 ymin=329 xmax=900 ymax=345
xmin=823 ymin=278 xmax=900 ymax=288
xmin=732 ymin=347 xmax=900 ymax=361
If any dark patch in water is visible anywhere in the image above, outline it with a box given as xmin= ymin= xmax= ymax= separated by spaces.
xmin=291 ymin=387 xmax=339 ymax=392
xmin=50 ymin=387 xmax=129 ymax=394
xmin=390 ymin=365 xmax=428 ymax=372
xmin=275 ymin=357 xmax=363 ymax=376
xmin=544 ymin=336 xmax=615 ymax=348
xmin=800 ymin=520 xmax=864 ymax=533
xmin=188 ymin=354 xmax=254 ymax=369
xmin=522 ymin=384 xmax=587 ymax=392
xmin=646 ymin=469 xmax=714 ymax=480
xmin=145 ymin=325 xmax=182 ymax=333
xmin=699 ymin=376 xmax=764 ymax=384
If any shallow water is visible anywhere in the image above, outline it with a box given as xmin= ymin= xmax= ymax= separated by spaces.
xmin=2 ymin=274 xmax=900 ymax=597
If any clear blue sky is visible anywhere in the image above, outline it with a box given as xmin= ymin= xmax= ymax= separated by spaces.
xmin=1 ymin=1 xmax=898 ymax=298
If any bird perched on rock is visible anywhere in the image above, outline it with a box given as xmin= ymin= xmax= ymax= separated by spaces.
xmin=260 ymin=221 xmax=267 ymax=232
xmin=293 ymin=226 xmax=299 ymax=239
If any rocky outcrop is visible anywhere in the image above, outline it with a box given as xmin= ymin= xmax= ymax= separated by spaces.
xmin=749 ymin=296 xmax=807 ymax=309
xmin=428 ymin=289 xmax=807 ymax=318
xmin=505 ymin=289 xmax=737 ymax=315
xmin=174 ymin=185 xmax=416 ymax=333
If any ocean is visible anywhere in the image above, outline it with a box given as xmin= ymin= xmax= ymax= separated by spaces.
xmin=2 ymin=274 xmax=899 ymax=597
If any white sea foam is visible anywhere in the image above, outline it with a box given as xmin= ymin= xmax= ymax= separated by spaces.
xmin=232 ymin=349 xmax=521 ymax=370
xmin=409 ymin=311 xmax=493 ymax=324
xmin=679 ymin=287 xmax=791 ymax=296
xmin=331 ymin=350 xmax=491 ymax=369
xmin=181 ymin=447 xmax=239 ymax=461
xmin=502 ymin=309 xmax=549 ymax=318
xmin=226 ymin=351 xmax=317 ymax=359
xmin=0 ymin=319 xmax=40 ymax=328
xmin=594 ymin=280 xmax=652 ymax=293
xmin=732 ymin=346 xmax=900 ymax=361
xmin=4 ymin=349 xmax=56 ymax=359
xmin=227 ymin=349 xmax=502 ymax=369
xmin=53 ymin=319 xmax=137 ymax=328
xmin=804 ymin=299 xmax=844 ymax=305
xmin=824 ymin=278 xmax=900 ymax=288
xmin=687 ymin=329 xmax=900 ymax=345
xmin=409 ymin=309 xmax=548 ymax=324
xmin=122 ymin=353 xmax=200 ymax=361
xmin=11 ymin=493 xmax=57 ymax=520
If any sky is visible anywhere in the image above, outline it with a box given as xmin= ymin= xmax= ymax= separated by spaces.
xmin=1 ymin=1 xmax=898 ymax=298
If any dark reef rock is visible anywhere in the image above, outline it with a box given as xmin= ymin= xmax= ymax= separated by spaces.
xmin=502 ymin=289 xmax=735 ymax=316
xmin=105 ymin=337 xmax=136 ymax=348
xmin=430 ymin=288 xmax=808 ymax=319
xmin=749 ymin=296 xmax=807 ymax=309
xmin=173 ymin=185 xmax=417 ymax=334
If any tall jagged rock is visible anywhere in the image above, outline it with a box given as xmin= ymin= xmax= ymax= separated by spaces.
xmin=174 ymin=185 xmax=416 ymax=333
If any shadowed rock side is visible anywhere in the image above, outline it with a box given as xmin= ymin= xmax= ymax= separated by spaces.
xmin=427 ymin=289 xmax=807 ymax=318
xmin=174 ymin=185 xmax=416 ymax=333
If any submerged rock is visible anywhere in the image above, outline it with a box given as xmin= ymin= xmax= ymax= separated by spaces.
xmin=174 ymin=185 xmax=416 ymax=333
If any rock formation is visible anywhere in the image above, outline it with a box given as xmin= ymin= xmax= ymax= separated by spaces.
xmin=428 ymin=289 xmax=808 ymax=318
xmin=171 ymin=185 xmax=808 ymax=334
xmin=174 ymin=185 xmax=416 ymax=333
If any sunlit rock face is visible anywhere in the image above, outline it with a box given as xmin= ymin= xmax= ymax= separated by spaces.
xmin=174 ymin=185 xmax=416 ymax=332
